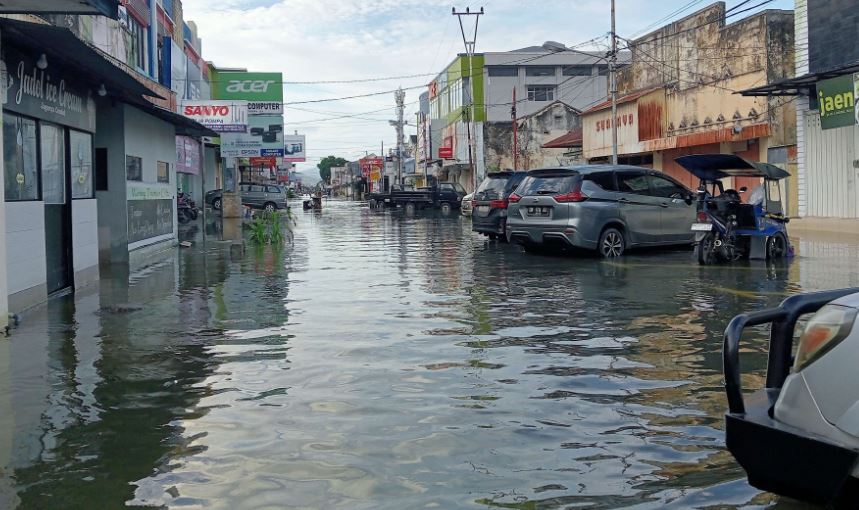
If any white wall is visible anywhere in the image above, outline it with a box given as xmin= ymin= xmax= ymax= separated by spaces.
xmin=72 ymin=199 xmax=99 ymax=275
xmin=5 ymin=201 xmax=46 ymax=296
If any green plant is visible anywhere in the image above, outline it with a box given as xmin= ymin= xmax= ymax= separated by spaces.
xmin=248 ymin=218 xmax=268 ymax=244
xmin=248 ymin=209 xmax=295 ymax=246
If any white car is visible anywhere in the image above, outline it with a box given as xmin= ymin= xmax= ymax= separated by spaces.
xmin=724 ymin=288 xmax=859 ymax=507
xmin=461 ymin=192 xmax=474 ymax=216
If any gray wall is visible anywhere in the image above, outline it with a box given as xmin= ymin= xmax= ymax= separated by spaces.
xmin=94 ymin=101 xmax=128 ymax=264
xmin=808 ymin=0 xmax=859 ymax=73
xmin=483 ymin=52 xmax=609 ymax=122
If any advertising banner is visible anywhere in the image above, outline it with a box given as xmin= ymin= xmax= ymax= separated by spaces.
xmin=176 ymin=136 xmax=201 ymax=175
xmin=214 ymin=71 xmax=283 ymax=102
xmin=220 ymin=114 xmax=284 ymax=157
xmin=818 ymin=74 xmax=855 ymax=130
xmin=181 ymin=100 xmax=248 ymax=132
xmin=284 ymin=134 xmax=306 ymax=162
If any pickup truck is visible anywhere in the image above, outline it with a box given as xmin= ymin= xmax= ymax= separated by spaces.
xmin=368 ymin=185 xmax=404 ymax=209
xmin=390 ymin=183 xmax=467 ymax=214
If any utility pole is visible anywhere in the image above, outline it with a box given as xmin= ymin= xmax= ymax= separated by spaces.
xmin=395 ymin=87 xmax=405 ymax=187
xmin=511 ymin=86 xmax=518 ymax=171
xmin=453 ymin=6 xmax=484 ymax=190
xmin=610 ymin=0 xmax=619 ymax=165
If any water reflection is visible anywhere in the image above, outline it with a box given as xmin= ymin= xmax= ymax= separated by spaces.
xmin=0 ymin=201 xmax=852 ymax=509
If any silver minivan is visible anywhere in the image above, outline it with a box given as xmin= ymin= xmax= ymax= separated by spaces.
xmin=240 ymin=183 xmax=289 ymax=211
xmin=506 ymin=166 xmax=696 ymax=257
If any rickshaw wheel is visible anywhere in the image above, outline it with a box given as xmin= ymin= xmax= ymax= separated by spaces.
xmin=697 ymin=234 xmax=716 ymax=265
xmin=767 ymin=233 xmax=787 ymax=260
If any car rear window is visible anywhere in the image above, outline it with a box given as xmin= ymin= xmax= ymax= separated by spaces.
xmin=585 ymin=172 xmax=616 ymax=191
xmin=516 ymin=173 xmax=580 ymax=196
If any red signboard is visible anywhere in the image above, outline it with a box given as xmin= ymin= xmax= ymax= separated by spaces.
xmin=439 ymin=147 xmax=453 ymax=159
xmin=360 ymin=157 xmax=383 ymax=177
xmin=249 ymin=157 xmax=278 ymax=166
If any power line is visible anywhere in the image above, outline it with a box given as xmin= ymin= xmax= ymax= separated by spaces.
xmin=284 ymin=84 xmax=426 ymax=105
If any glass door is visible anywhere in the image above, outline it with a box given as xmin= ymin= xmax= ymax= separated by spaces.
xmin=41 ymin=123 xmax=72 ymax=294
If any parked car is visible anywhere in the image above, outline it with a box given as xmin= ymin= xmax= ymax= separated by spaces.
xmin=506 ymin=166 xmax=696 ymax=257
xmin=472 ymin=171 xmax=527 ymax=240
xmin=390 ymin=182 xmax=466 ymax=214
xmin=205 ymin=183 xmax=290 ymax=212
xmin=722 ymin=288 xmax=859 ymax=507
xmin=461 ymin=192 xmax=474 ymax=216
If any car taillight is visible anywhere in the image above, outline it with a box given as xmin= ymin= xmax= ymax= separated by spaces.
xmin=697 ymin=212 xmax=709 ymax=222
xmin=508 ymin=192 xmax=521 ymax=203
xmin=794 ymin=305 xmax=857 ymax=370
xmin=554 ymin=190 xmax=587 ymax=203
xmin=490 ymin=199 xmax=508 ymax=209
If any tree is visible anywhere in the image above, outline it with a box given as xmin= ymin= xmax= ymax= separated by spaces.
xmin=317 ymin=155 xmax=348 ymax=184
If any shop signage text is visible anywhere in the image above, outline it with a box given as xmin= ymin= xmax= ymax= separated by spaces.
xmin=181 ymin=100 xmax=248 ymax=132
xmin=247 ymin=101 xmax=283 ymax=115
xmin=596 ymin=113 xmax=635 ymax=132
xmin=1 ymin=48 xmax=96 ymax=132
xmin=818 ymin=74 xmax=855 ymax=130
xmin=127 ymin=185 xmax=174 ymax=201
xmin=214 ymin=71 xmax=283 ymax=102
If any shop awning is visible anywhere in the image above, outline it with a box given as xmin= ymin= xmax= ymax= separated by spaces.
xmin=740 ymin=60 xmax=859 ymax=97
xmin=0 ymin=0 xmax=117 ymax=17
xmin=0 ymin=18 xmax=162 ymax=101
xmin=127 ymin=99 xmax=218 ymax=137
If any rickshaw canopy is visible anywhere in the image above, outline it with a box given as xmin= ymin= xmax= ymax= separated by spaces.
xmin=675 ymin=154 xmax=791 ymax=181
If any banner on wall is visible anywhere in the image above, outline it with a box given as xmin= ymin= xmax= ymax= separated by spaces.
xmin=176 ymin=136 xmax=201 ymax=175
xmin=220 ymin=114 xmax=284 ymax=157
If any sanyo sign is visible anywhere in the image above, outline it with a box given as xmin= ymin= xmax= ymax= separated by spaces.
xmin=215 ymin=71 xmax=283 ymax=102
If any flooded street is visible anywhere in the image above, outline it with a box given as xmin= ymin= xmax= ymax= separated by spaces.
xmin=2 ymin=200 xmax=858 ymax=509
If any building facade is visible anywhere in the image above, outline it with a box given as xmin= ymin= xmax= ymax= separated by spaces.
xmin=581 ymin=3 xmax=796 ymax=210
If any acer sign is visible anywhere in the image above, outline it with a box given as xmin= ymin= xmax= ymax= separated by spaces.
xmin=180 ymin=100 xmax=248 ymax=133
xmin=213 ymin=71 xmax=283 ymax=102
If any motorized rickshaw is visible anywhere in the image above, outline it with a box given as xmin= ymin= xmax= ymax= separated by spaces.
xmin=675 ymin=154 xmax=792 ymax=265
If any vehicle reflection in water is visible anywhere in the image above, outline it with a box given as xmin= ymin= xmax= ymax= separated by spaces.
xmin=0 ymin=200 xmax=856 ymax=509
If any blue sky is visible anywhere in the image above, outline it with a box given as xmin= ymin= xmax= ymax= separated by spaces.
xmin=182 ymin=0 xmax=794 ymax=180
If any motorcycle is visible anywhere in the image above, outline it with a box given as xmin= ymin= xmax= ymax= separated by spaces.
xmin=675 ymin=154 xmax=792 ymax=265
xmin=178 ymin=192 xmax=199 ymax=220
xmin=177 ymin=194 xmax=194 ymax=224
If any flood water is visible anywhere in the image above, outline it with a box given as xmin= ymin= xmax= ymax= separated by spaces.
xmin=2 ymin=200 xmax=859 ymax=509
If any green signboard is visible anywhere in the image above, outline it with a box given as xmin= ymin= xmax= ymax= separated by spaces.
xmin=818 ymin=74 xmax=855 ymax=130
xmin=213 ymin=71 xmax=283 ymax=102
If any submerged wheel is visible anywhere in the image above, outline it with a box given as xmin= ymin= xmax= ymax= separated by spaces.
xmin=767 ymin=233 xmax=788 ymax=260
xmin=264 ymin=202 xmax=276 ymax=213
xmin=440 ymin=202 xmax=452 ymax=215
xmin=598 ymin=228 xmax=625 ymax=258
xmin=405 ymin=202 xmax=416 ymax=215
xmin=369 ymin=199 xmax=377 ymax=208
xmin=697 ymin=233 xmax=716 ymax=265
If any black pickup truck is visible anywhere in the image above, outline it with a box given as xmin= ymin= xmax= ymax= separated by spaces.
xmin=368 ymin=185 xmax=404 ymax=209
xmin=390 ymin=183 xmax=467 ymax=213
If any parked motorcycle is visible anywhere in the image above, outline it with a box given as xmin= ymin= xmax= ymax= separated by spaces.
xmin=177 ymin=194 xmax=194 ymax=224
xmin=178 ymin=192 xmax=199 ymax=220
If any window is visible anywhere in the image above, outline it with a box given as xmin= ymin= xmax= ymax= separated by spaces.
xmin=616 ymin=171 xmax=650 ymax=194
xmin=450 ymin=79 xmax=463 ymax=110
xmin=517 ymin=173 xmax=580 ymax=196
xmin=586 ymin=172 xmax=617 ymax=191
xmin=157 ymin=161 xmax=169 ymax=183
xmin=41 ymin=123 xmax=66 ymax=204
xmin=527 ymin=85 xmax=555 ymax=102
xmin=71 ymin=131 xmax=93 ymax=198
xmin=3 ymin=115 xmax=38 ymax=201
xmin=127 ymin=16 xmax=148 ymax=72
xmin=648 ymin=175 xmax=687 ymax=198
xmin=248 ymin=184 xmax=265 ymax=192
xmin=562 ymin=65 xmax=593 ymax=77
xmin=267 ymin=185 xmax=282 ymax=193
xmin=126 ymin=155 xmax=142 ymax=181
xmin=488 ymin=66 xmax=518 ymax=77
xmin=525 ymin=66 xmax=555 ymax=77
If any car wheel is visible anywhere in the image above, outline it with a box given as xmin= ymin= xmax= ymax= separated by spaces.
xmin=369 ymin=199 xmax=377 ymax=208
xmin=264 ymin=202 xmax=277 ymax=213
xmin=697 ymin=233 xmax=716 ymax=265
xmin=405 ymin=202 xmax=416 ymax=215
xmin=767 ymin=233 xmax=787 ymax=259
xmin=598 ymin=228 xmax=625 ymax=258
xmin=213 ymin=197 xmax=222 ymax=210
xmin=441 ymin=202 xmax=452 ymax=215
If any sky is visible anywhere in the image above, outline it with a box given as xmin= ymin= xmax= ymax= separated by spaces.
xmin=182 ymin=0 xmax=793 ymax=182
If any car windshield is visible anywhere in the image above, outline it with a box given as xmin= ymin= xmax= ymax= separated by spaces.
xmin=452 ymin=183 xmax=466 ymax=193
xmin=516 ymin=174 xmax=579 ymax=196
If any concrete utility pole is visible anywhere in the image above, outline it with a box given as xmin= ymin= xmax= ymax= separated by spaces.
xmin=453 ymin=6 xmax=484 ymax=190
xmin=610 ymin=0 xmax=619 ymax=165
xmin=512 ymin=86 xmax=518 ymax=170
xmin=395 ymin=87 xmax=405 ymax=186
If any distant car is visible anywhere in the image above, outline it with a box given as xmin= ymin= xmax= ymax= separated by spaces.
xmin=471 ymin=171 xmax=527 ymax=240
xmin=461 ymin=192 xmax=474 ymax=216
xmin=506 ymin=165 xmax=696 ymax=256
xmin=205 ymin=183 xmax=290 ymax=212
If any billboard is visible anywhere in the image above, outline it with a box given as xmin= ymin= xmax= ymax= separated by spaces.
xmin=181 ymin=100 xmax=248 ymax=132
xmin=213 ymin=72 xmax=283 ymax=102
xmin=284 ymin=134 xmax=306 ymax=162
xmin=220 ymin=114 xmax=284 ymax=157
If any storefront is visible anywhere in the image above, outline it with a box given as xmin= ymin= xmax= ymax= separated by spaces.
xmin=2 ymin=43 xmax=100 ymax=309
